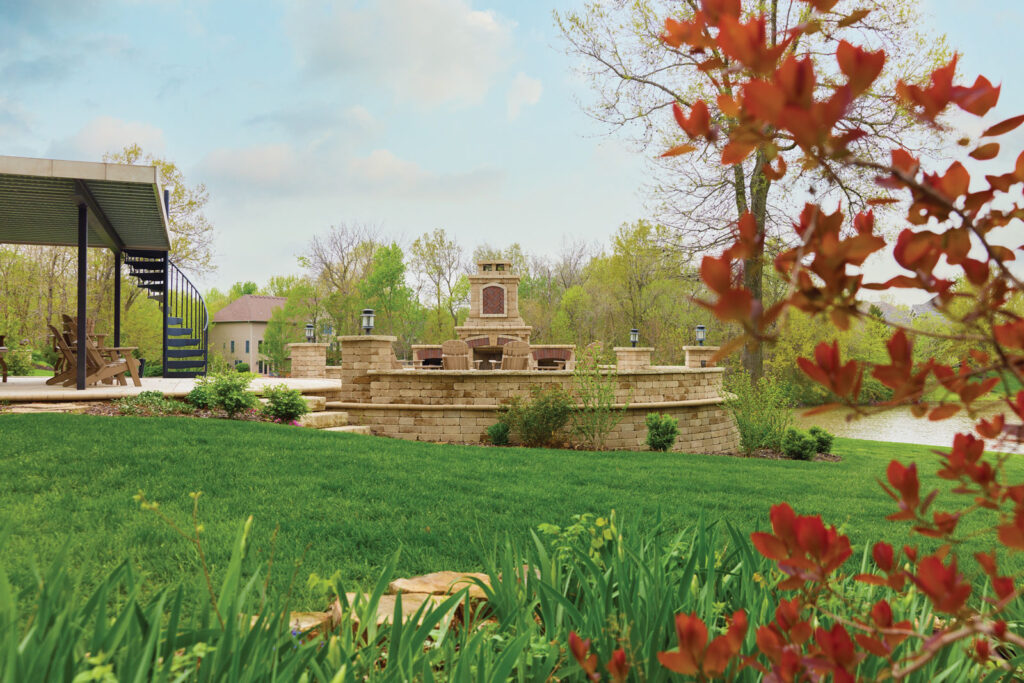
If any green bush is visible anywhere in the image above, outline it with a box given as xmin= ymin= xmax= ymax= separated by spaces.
xmin=262 ymin=384 xmax=309 ymax=423
xmin=235 ymin=362 xmax=250 ymax=373
xmin=725 ymin=375 xmax=793 ymax=454
xmin=185 ymin=378 xmax=215 ymax=409
xmin=644 ymin=412 xmax=679 ymax=451
xmin=570 ymin=342 xmax=627 ymax=450
xmin=142 ymin=360 xmax=162 ymax=377
xmin=487 ymin=421 xmax=511 ymax=446
xmin=500 ymin=385 xmax=573 ymax=447
xmin=808 ymin=425 xmax=835 ymax=454
xmin=208 ymin=371 xmax=258 ymax=417
xmin=114 ymin=391 xmax=194 ymax=417
xmin=3 ymin=345 xmax=33 ymax=375
xmin=781 ymin=427 xmax=817 ymax=460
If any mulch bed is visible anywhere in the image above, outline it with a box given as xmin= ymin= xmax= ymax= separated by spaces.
xmin=81 ymin=403 xmax=271 ymax=422
xmin=732 ymin=448 xmax=841 ymax=462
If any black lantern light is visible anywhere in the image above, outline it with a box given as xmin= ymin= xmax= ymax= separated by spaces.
xmin=629 ymin=328 xmax=639 ymax=348
xmin=361 ymin=308 xmax=375 ymax=335
xmin=695 ymin=324 xmax=707 ymax=346
xmin=304 ymin=322 xmax=315 ymax=343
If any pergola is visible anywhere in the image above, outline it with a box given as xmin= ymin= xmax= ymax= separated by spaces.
xmin=0 ymin=155 xmax=171 ymax=389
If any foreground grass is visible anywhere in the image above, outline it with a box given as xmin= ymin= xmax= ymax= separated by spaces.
xmin=0 ymin=414 xmax=1019 ymax=608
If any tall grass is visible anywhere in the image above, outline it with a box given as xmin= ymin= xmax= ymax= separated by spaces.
xmin=0 ymin=509 xmax=983 ymax=681
xmin=725 ymin=375 xmax=794 ymax=454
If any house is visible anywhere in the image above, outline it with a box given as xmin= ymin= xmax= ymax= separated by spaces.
xmin=210 ymin=295 xmax=286 ymax=374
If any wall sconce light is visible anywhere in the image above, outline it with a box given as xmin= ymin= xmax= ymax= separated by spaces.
xmin=361 ymin=308 xmax=375 ymax=335
xmin=630 ymin=328 xmax=639 ymax=348
xmin=695 ymin=324 xmax=706 ymax=346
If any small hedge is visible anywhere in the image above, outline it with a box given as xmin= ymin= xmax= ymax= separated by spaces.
xmin=644 ymin=412 xmax=679 ymax=452
xmin=781 ymin=428 xmax=817 ymax=460
xmin=487 ymin=421 xmax=511 ymax=446
xmin=262 ymin=384 xmax=309 ymax=423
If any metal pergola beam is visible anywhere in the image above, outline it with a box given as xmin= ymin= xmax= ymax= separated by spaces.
xmin=72 ymin=178 xmax=125 ymax=252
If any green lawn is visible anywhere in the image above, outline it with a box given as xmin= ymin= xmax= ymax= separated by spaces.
xmin=0 ymin=414 xmax=1017 ymax=608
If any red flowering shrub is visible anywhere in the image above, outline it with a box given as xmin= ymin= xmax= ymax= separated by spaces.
xmin=566 ymin=0 xmax=1024 ymax=678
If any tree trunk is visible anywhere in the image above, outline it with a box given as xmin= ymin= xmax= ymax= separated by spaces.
xmin=742 ymin=152 xmax=772 ymax=384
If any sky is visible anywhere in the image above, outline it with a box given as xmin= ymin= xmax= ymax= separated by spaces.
xmin=1 ymin=0 xmax=1022 ymax=295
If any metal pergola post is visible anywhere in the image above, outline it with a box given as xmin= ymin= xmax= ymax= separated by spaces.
xmin=76 ymin=203 xmax=88 ymax=390
xmin=113 ymin=250 xmax=121 ymax=347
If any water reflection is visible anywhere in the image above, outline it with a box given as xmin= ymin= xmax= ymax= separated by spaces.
xmin=791 ymin=401 xmax=1023 ymax=454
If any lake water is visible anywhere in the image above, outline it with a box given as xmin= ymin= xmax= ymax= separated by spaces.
xmin=791 ymin=401 xmax=1024 ymax=454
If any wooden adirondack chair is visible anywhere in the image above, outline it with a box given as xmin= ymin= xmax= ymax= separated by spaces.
xmin=500 ymin=340 xmax=531 ymax=371
xmin=50 ymin=324 xmax=141 ymax=387
xmin=441 ymin=339 xmax=472 ymax=370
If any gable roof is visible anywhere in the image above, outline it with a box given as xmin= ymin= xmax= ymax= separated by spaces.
xmin=212 ymin=295 xmax=287 ymax=323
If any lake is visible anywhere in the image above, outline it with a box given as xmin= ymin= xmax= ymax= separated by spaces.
xmin=791 ymin=401 xmax=1024 ymax=454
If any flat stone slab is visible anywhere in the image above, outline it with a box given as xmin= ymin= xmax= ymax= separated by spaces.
xmin=2 ymin=401 xmax=96 ymax=414
xmin=0 ymin=376 xmax=340 ymax=402
xmin=299 ymin=410 xmax=349 ymax=428
xmin=322 ymin=425 xmax=371 ymax=435
xmin=389 ymin=571 xmax=490 ymax=600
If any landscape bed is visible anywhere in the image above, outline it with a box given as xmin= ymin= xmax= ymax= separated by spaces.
xmin=1 ymin=413 xmax=1020 ymax=609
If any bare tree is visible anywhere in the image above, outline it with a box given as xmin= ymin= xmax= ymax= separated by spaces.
xmin=556 ymin=0 xmax=948 ymax=381
xmin=409 ymin=228 xmax=467 ymax=333
xmin=302 ymin=221 xmax=381 ymax=333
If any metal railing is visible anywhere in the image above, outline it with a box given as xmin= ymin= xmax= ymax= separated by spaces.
xmin=162 ymin=253 xmax=209 ymax=376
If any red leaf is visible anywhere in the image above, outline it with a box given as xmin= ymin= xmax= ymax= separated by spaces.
xmin=836 ymin=40 xmax=885 ymax=95
xmin=928 ymin=404 xmax=961 ymax=421
xmin=969 ymin=142 xmax=1000 ymax=160
xmin=952 ymin=75 xmax=1001 ymax=116
xmin=722 ymin=140 xmax=755 ymax=165
xmin=982 ymin=113 xmax=1024 ymax=137
xmin=662 ymin=143 xmax=698 ymax=157
xmin=872 ymin=542 xmax=894 ymax=571
xmin=837 ymin=8 xmax=871 ymax=27
xmin=751 ymin=531 xmax=789 ymax=560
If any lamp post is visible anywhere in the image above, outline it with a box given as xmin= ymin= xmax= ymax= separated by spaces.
xmin=695 ymin=324 xmax=706 ymax=346
xmin=629 ymin=328 xmax=639 ymax=348
xmin=304 ymin=322 xmax=315 ymax=343
xmin=361 ymin=308 xmax=375 ymax=335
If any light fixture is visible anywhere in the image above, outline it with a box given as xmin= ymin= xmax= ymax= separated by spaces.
xmin=361 ymin=308 xmax=375 ymax=335
xmin=304 ymin=322 xmax=315 ymax=343
xmin=695 ymin=324 xmax=707 ymax=346
xmin=629 ymin=328 xmax=639 ymax=348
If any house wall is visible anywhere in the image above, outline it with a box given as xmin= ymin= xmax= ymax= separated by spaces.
xmin=209 ymin=321 xmax=273 ymax=373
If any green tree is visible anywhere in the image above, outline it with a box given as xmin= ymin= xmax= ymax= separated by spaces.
xmin=410 ymin=228 xmax=467 ymax=339
xmin=359 ymin=243 xmax=423 ymax=354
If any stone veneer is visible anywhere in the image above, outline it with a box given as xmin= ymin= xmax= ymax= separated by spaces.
xmin=683 ymin=345 xmax=718 ymax=368
xmin=287 ymin=343 xmax=329 ymax=378
xmin=614 ymin=347 xmax=653 ymax=370
xmin=333 ymin=336 xmax=739 ymax=454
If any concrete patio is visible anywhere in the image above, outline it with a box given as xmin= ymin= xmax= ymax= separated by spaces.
xmin=0 ymin=375 xmax=341 ymax=402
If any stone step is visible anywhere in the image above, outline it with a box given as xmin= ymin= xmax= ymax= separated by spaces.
xmin=322 ymin=425 xmax=371 ymax=435
xmin=298 ymin=410 xmax=349 ymax=429
xmin=257 ymin=395 xmax=326 ymax=411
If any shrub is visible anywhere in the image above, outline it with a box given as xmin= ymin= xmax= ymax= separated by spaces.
xmin=262 ymin=384 xmax=309 ymax=422
xmin=185 ymin=378 xmax=214 ymax=409
xmin=114 ymin=390 xmax=193 ymax=417
xmin=4 ymin=345 xmax=33 ymax=375
xmin=486 ymin=421 xmax=511 ymax=446
xmin=570 ymin=342 xmax=627 ymax=450
xmin=781 ymin=428 xmax=816 ymax=460
xmin=644 ymin=412 xmax=679 ymax=451
xmin=235 ymin=362 xmax=250 ymax=373
xmin=142 ymin=360 xmax=162 ymax=377
xmin=207 ymin=351 xmax=231 ymax=375
xmin=808 ymin=426 xmax=834 ymax=454
xmin=207 ymin=371 xmax=258 ymax=418
xmin=724 ymin=375 xmax=793 ymax=454
xmin=500 ymin=385 xmax=573 ymax=447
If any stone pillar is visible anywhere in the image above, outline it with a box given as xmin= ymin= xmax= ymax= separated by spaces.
xmin=614 ymin=347 xmax=653 ymax=370
xmin=338 ymin=335 xmax=398 ymax=402
xmin=287 ymin=343 xmax=328 ymax=378
xmin=684 ymin=345 xmax=719 ymax=368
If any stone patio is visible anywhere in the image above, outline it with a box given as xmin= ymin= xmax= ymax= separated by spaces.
xmin=0 ymin=375 xmax=341 ymax=403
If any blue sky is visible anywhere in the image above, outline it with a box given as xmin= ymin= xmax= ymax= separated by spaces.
xmin=1 ymin=0 xmax=1021 ymax=291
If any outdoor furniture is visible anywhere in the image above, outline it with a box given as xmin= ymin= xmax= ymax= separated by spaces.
xmin=441 ymin=339 xmax=472 ymax=370
xmin=499 ymin=340 xmax=531 ymax=370
xmin=49 ymin=324 xmax=141 ymax=388
xmin=0 ymin=335 xmax=7 ymax=382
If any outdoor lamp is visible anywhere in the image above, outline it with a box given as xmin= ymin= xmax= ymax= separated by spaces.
xmin=304 ymin=322 xmax=315 ymax=343
xmin=695 ymin=324 xmax=707 ymax=346
xmin=629 ymin=328 xmax=639 ymax=348
xmin=361 ymin=308 xmax=375 ymax=335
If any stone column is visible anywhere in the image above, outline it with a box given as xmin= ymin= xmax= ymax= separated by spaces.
xmin=614 ymin=347 xmax=653 ymax=370
xmin=338 ymin=335 xmax=398 ymax=402
xmin=287 ymin=343 xmax=328 ymax=378
xmin=684 ymin=345 xmax=719 ymax=368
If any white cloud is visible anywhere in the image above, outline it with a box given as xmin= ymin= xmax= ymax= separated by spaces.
xmin=287 ymin=0 xmax=514 ymax=108
xmin=347 ymin=149 xmax=503 ymax=198
xmin=197 ymin=144 xmax=301 ymax=189
xmin=506 ymin=72 xmax=542 ymax=120
xmin=46 ymin=116 xmax=165 ymax=161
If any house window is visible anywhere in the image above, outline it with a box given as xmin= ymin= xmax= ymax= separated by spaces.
xmin=258 ymin=339 xmax=263 ymax=352
xmin=245 ymin=340 xmax=250 ymax=353
xmin=258 ymin=360 xmax=263 ymax=374
xmin=230 ymin=340 xmax=235 ymax=353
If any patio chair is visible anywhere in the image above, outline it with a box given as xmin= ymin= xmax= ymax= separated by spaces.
xmin=50 ymin=324 xmax=141 ymax=388
xmin=441 ymin=339 xmax=472 ymax=370
xmin=0 ymin=335 xmax=7 ymax=382
xmin=499 ymin=340 xmax=531 ymax=371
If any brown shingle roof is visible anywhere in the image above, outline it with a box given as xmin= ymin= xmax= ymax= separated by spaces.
xmin=212 ymin=295 xmax=287 ymax=323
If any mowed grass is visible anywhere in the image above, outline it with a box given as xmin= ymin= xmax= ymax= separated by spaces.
xmin=0 ymin=413 xmax=1019 ymax=607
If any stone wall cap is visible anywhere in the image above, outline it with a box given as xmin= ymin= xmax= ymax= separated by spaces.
xmin=682 ymin=345 xmax=720 ymax=351
xmin=365 ymin=365 xmax=724 ymax=376
xmin=613 ymin=347 xmax=655 ymax=352
xmin=338 ymin=335 xmax=398 ymax=342
xmin=286 ymin=342 xmax=329 ymax=348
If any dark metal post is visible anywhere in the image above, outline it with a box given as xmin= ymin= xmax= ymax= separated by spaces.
xmin=161 ymin=252 xmax=169 ymax=377
xmin=113 ymin=250 xmax=121 ymax=347
xmin=76 ymin=204 xmax=88 ymax=390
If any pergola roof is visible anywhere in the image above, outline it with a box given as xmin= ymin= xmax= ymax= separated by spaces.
xmin=0 ymin=155 xmax=171 ymax=251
